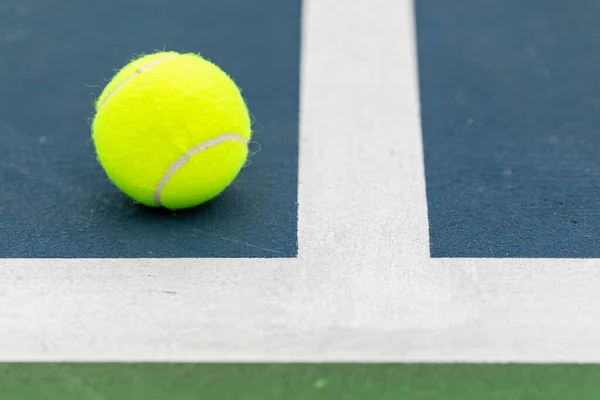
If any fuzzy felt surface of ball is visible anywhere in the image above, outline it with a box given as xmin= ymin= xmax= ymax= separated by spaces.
xmin=92 ymin=51 xmax=252 ymax=210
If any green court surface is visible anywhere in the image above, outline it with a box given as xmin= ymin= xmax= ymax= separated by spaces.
xmin=1 ymin=364 xmax=599 ymax=399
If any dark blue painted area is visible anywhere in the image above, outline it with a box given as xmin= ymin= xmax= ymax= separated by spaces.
xmin=416 ymin=0 xmax=600 ymax=257
xmin=0 ymin=0 xmax=300 ymax=258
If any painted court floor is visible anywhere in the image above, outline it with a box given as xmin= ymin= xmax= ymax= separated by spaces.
xmin=1 ymin=0 xmax=600 ymax=398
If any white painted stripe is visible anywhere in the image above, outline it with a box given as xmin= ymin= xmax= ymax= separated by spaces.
xmin=153 ymin=133 xmax=248 ymax=207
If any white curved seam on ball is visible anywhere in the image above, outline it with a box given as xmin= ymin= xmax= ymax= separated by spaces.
xmin=98 ymin=54 xmax=177 ymax=109
xmin=153 ymin=133 xmax=248 ymax=207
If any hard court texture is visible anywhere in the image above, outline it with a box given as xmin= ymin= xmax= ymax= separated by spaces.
xmin=2 ymin=0 xmax=600 ymax=398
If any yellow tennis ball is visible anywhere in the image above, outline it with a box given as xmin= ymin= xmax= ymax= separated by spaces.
xmin=92 ymin=51 xmax=252 ymax=210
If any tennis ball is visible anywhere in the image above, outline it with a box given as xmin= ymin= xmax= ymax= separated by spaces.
xmin=91 ymin=51 xmax=252 ymax=210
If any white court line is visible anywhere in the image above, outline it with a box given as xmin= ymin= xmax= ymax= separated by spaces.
xmin=1 ymin=0 xmax=600 ymax=362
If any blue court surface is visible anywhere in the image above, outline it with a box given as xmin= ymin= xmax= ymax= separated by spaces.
xmin=418 ymin=0 xmax=600 ymax=258
xmin=1 ymin=0 xmax=600 ymax=397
